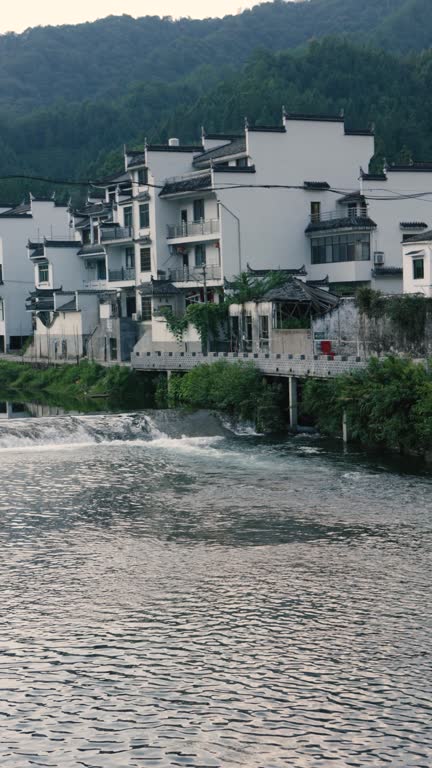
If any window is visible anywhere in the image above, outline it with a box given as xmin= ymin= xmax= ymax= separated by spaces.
xmin=347 ymin=202 xmax=357 ymax=218
xmin=195 ymin=244 xmax=206 ymax=267
xmin=140 ymin=247 xmax=151 ymax=272
xmin=38 ymin=262 xmax=49 ymax=283
xmin=0 ymin=300 xmax=3 ymax=321
xmin=259 ymin=315 xmax=269 ymax=351
xmin=0 ymin=264 xmax=3 ymax=283
xmin=125 ymin=247 xmax=135 ymax=269
xmin=124 ymin=206 xmax=133 ymax=229
xmin=413 ymin=258 xmax=424 ymax=280
xmin=311 ymin=233 xmax=370 ymax=265
xmin=137 ymin=168 xmax=148 ymax=185
xmin=311 ymin=201 xmax=321 ymax=222
xmin=193 ymin=199 xmax=205 ymax=222
xmin=141 ymin=296 xmax=152 ymax=321
xmin=139 ymin=203 xmax=150 ymax=229
xmin=97 ymin=260 xmax=107 ymax=280
xmin=109 ymin=337 xmax=118 ymax=361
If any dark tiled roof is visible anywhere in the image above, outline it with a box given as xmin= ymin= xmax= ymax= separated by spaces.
xmin=28 ymin=243 xmax=44 ymax=258
xmin=400 ymin=221 xmax=428 ymax=229
xmin=56 ymin=298 xmax=77 ymax=312
xmin=147 ymin=144 xmax=203 ymax=153
xmin=388 ymin=162 xmax=432 ymax=172
xmin=306 ymin=216 xmax=377 ymax=233
xmin=77 ymin=244 xmax=106 ymax=256
xmin=304 ymin=181 xmax=330 ymax=190
xmin=284 ymin=111 xmax=344 ymax=123
xmin=96 ymin=170 xmax=130 ymax=185
xmin=338 ymin=191 xmax=365 ymax=203
xmin=193 ymin=138 xmax=246 ymax=168
xmin=213 ymin=165 xmax=256 ymax=173
xmin=205 ymin=133 xmax=243 ymax=141
xmin=127 ymin=154 xmax=145 ymax=169
xmin=247 ymin=264 xmax=307 ymax=277
xmin=9 ymin=201 xmax=31 ymax=214
xmin=307 ymin=276 xmax=329 ymax=287
xmin=248 ymin=125 xmax=286 ymax=133
xmin=345 ymin=128 xmax=374 ymax=136
xmin=44 ymin=240 xmax=80 ymax=248
xmin=0 ymin=212 xmax=32 ymax=219
xmin=74 ymin=202 xmax=112 ymax=216
xmin=262 ymin=277 xmax=339 ymax=309
xmin=372 ymin=267 xmax=403 ymax=277
xmin=361 ymin=172 xmax=387 ymax=181
xmin=159 ymin=174 xmax=212 ymax=197
xmin=402 ymin=229 xmax=432 ymax=243
xmin=139 ymin=280 xmax=180 ymax=296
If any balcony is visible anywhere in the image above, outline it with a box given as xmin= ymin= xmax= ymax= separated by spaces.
xmin=167 ymin=219 xmax=220 ymax=240
xmin=101 ymin=226 xmax=134 ymax=242
xmin=108 ymin=268 xmax=136 ymax=283
xmin=168 ymin=265 xmax=222 ymax=282
xmin=306 ymin=209 xmax=376 ymax=234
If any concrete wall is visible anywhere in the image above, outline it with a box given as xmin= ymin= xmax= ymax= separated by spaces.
xmin=0 ymin=201 xmax=70 ymax=348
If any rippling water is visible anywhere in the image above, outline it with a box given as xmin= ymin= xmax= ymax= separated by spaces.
xmin=1 ymin=410 xmax=431 ymax=767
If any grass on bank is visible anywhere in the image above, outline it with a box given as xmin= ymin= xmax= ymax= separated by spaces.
xmin=302 ymin=357 xmax=432 ymax=456
xmin=157 ymin=360 xmax=286 ymax=432
xmin=0 ymin=360 xmax=156 ymax=409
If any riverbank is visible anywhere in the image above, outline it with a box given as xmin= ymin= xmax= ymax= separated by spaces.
xmin=302 ymin=356 xmax=432 ymax=459
xmin=0 ymin=360 xmax=156 ymax=410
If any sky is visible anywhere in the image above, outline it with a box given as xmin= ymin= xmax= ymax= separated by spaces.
xmin=0 ymin=0 xmax=265 ymax=34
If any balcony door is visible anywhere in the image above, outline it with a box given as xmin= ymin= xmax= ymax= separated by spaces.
xmin=193 ymin=199 xmax=205 ymax=222
xmin=126 ymin=295 xmax=136 ymax=318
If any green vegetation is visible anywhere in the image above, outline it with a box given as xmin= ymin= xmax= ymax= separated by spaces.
xmin=355 ymin=287 xmax=432 ymax=351
xmin=163 ymin=361 xmax=285 ymax=433
xmin=2 ymin=1 xmax=432 ymax=200
xmin=302 ymin=357 xmax=432 ymax=456
xmin=0 ymin=361 xmax=156 ymax=410
xmin=161 ymin=272 xmax=288 ymax=345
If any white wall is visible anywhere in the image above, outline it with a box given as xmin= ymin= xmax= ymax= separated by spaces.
xmin=403 ymin=243 xmax=432 ymax=296
xmin=0 ymin=201 xmax=70 ymax=347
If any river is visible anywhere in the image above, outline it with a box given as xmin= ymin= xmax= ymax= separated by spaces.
xmin=0 ymin=408 xmax=431 ymax=767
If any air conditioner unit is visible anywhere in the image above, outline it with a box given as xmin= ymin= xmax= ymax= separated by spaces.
xmin=374 ymin=251 xmax=385 ymax=266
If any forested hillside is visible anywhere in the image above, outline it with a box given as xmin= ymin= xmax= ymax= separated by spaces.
xmin=0 ymin=0 xmax=427 ymax=113
xmin=0 ymin=0 xmax=431 ymax=202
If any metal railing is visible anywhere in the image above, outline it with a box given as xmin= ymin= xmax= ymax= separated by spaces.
xmin=101 ymin=226 xmax=133 ymax=242
xmin=309 ymin=209 xmax=369 ymax=225
xmin=168 ymin=265 xmax=222 ymax=282
xmin=108 ymin=268 xmax=136 ymax=282
xmin=167 ymin=219 xmax=220 ymax=239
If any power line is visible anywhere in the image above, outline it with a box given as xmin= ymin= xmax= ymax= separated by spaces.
xmin=3 ymin=173 xmax=432 ymax=205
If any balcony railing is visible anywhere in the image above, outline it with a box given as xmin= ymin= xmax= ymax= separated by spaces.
xmin=108 ymin=267 xmax=136 ymax=282
xmin=168 ymin=265 xmax=222 ymax=282
xmin=167 ymin=219 xmax=220 ymax=239
xmin=309 ymin=209 xmax=369 ymax=225
xmin=101 ymin=226 xmax=133 ymax=242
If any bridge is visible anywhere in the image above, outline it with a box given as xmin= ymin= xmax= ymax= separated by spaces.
xmin=132 ymin=350 xmax=367 ymax=433
xmin=131 ymin=350 xmax=366 ymax=378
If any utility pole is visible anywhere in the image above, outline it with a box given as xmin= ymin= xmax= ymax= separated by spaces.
xmin=202 ymin=262 xmax=208 ymax=355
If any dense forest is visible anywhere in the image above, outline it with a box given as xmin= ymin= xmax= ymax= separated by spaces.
xmin=0 ymin=0 xmax=432 ymax=202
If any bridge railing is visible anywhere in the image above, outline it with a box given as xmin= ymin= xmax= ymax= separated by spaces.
xmin=131 ymin=350 xmax=367 ymax=379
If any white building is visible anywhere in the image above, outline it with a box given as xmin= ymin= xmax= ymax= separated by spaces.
xmin=402 ymin=230 xmax=432 ymax=297
xmin=0 ymin=196 xmax=70 ymax=352
xmin=25 ymin=111 xmax=432 ymax=359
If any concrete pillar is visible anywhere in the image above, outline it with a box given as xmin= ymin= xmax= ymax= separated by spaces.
xmin=166 ymin=370 xmax=172 ymax=382
xmin=342 ymin=409 xmax=349 ymax=444
xmin=288 ymin=376 xmax=298 ymax=431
